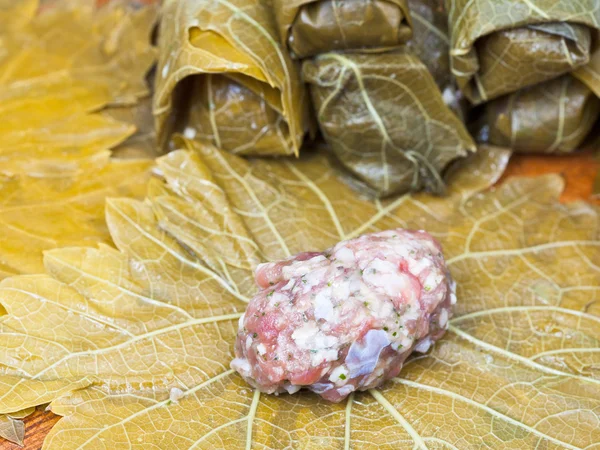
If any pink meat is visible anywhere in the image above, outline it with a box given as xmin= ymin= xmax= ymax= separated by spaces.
xmin=231 ymin=229 xmax=456 ymax=402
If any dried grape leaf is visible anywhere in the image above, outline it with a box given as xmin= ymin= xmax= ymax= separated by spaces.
xmin=446 ymin=0 xmax=600 ymax=104
xmin=0 ymin=415 xmax=25 ymax=446
xmin=154 ymin=0 xmax=310 ymax=156
xmin=1 ymin=141 xmax=600 ymax=448
xmin=0 ymin=155 xmax=153 ymax=280
xmin=0 ymin=0 xmax=157 ymax=280
xmin=0 ymin=0 xmax=157 ymax=166
xmin=0 ymin=407 xmax=36 ymax=446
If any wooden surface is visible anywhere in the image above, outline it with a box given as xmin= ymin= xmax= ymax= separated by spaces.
xmin=1 ymin=151 xmax=598 ymax=450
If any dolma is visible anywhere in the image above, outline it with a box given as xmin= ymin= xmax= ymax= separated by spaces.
xmin=473 ymin=75 xmax=600 ymax=154
xmin=446 ymin=0 xmax=600 ymax=104
xmin=303 ymin=50 xmax=476 ymax=197
xmin=273 ymin=0 xmax=413 ymax=59
xmin=154 ymin=0 xmax=310 ymax=155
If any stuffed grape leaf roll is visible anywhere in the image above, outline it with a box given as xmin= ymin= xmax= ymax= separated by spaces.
xmin=273 ymin=0 xmax=413 ymax=59
xmin=303 ymin=50 xmax=476 ymax=197
xmin=154 ymin=0 xmax=310 ymax=155
xmin=446 ymin=0 xmax=600 ymax=104
xmin=473 ymin=75 xmax=600 ymax=154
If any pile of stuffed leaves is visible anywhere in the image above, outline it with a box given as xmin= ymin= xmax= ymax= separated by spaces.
xmin=293 ymin=0 xmax=475 ymax=197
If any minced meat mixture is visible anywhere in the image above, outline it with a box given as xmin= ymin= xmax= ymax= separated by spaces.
xmin=231 ymin=229 xmax=455 ymax=402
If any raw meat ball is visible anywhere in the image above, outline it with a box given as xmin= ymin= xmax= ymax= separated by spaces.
xmin=231 ymin=229 xmax=455 ymax=402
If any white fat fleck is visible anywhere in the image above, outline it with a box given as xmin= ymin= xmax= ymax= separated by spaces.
xmin=189 ymin=19 xmax=200 ymax=26
xmin=291 ymin=322 xmax=319 ymax=347
xmin=311 ymin=349 xmax=339 ymax=365
xmin=238 ymin=313 xmax=245 ymax=329
xmin=423 ymin=271 xmax=444 ymax=291
xmin=414 ymin=337 xmax=432 ymax=353
xmin=231 ymin=358 xmax=251 ymax=377
xmin=364 ymin=259 xmax=414 ymax=299
xmin=329 ymin=365 xmax=349 ymax=384
xmin=183 ymin=126 xmax=196 ymax=139
xmin=450 ymin=280 xmax=458 ymax=305
xmin=269 ymin=292 xmax=288 ymax=306
xmin=314 ymin=288 xmax=334 ymax=321
xmin=334 ymin=246 xmax=355 ymax=264
xmin=245 ymin=336 xmax=252 ymax=350
xmin=169 ymin=387 xmax=184 ymax=403
xmin=438 ymin=309 xmax=449 ymax=329
xmin=282 ymin=256 xmax=327 ymax=278
xmin=303 ymin=267 xmax=328 ymax=289
xmin=161 ymin=62 xmax=170 ymax=78
xmin=256 ymin=344 xmax=267 ymax=356
xmin=284 ymin=384 xmax=301 ymax=394
xmin=281 ymin=279 xmax=295 ymax=290
xmin=408 ymin=257 xmax=432 ymax=274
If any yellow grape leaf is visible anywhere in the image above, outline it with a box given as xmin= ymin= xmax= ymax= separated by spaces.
xmin=1 ymin=141 xmax=599 ymax=448
xmin=0 ymin=154 xmax=153 ymax=280
xmin=0 ymin=0 xmax=157 ymax=166
xmin=0 ymin=0 xmax=38 ymax=34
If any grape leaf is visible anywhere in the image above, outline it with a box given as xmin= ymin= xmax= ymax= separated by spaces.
xmin=0 ymin=407 xmax=35 ymax=446
xmin=0 ymin=155 xmax=152 ymax=280
xmin=1 ymin=140 xmax=599 ymax=448
xmin=0 ymin=0 xmax=158 ymax=280
xmin=0 ymin=0 xmax=157 ymax=166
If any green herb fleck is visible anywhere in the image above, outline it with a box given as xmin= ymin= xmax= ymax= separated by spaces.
xmin=269 ymin=282 xmax=274 ymax=286
xmin=371 ymin=268 xmax=377 ymax=274
xmin=310 ymin=350 xmax=318 ymax=354
xmin=267 ymin=291 xmax=274 ymax=297
xmin=364 ymin=301 xmax=369 ymax=307
xmin=383 ymin=327 xmax=389 ymax=331
xmin=274 ymin=302 xmax=280 ymax=307
xmin=327 ymin=281 xmax=332 ymax=287
xmin=360 ymin=269 xmax=364 ymax=275
xmin=252 ymin=333 xmax=258 ymax=338
xmin=424 ymin=286 xmax=431 ymax=292
xmin=339 ymin=374 xmax=347 ymax=380
xmin=392 ymin=332 xmax=397 ymax=337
